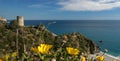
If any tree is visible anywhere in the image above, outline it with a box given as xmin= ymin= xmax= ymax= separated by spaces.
xmin=9 ymin=20 xmax=19 ymax=29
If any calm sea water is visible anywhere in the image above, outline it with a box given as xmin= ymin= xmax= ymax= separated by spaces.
xmin=24 ymin=20 xmax=120 ymax=56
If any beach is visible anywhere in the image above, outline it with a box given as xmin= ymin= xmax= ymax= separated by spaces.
xmin=88 ymin=52 xmax=120 ymax=61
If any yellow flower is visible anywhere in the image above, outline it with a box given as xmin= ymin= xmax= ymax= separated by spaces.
xmin=0 ymin=58 xmax=3 ymax=61
xmin=11 ymin=52 xmax=17 ymax=57
xmin=96 ymin=56 xmax=104 ymax=61
xmin=81 ymin=56 xmax=86 ymax=61
xmin=66 ymin=47 xmax=80 ymax=55
xmin=31 ymin=47 xmax=39 ymax=53
xmin=38 ymin=44 xmax=45 ymax=54
xmin=38 ymin=44 xmax=53 ymax=54
xmin=5 ymin=54 xmax=10 ymax=60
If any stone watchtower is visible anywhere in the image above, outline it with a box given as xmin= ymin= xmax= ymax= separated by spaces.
xmin=17 ymin=16 xmax=24 ymax=26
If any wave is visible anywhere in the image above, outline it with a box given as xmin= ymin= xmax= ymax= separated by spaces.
xmin=100 ymin=51 xmax=120 ymax=60
xmin=105 ymin=54 xmax=120 ymax=60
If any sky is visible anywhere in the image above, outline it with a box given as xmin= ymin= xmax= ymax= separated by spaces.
xmin=1 ymin=0 xmax=120 ymax=20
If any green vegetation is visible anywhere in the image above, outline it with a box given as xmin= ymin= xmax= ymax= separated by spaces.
xmin=9 ymin=20 xmax=19 ymax=30
xmin=0 ymin=20 xmax=99 ymax=61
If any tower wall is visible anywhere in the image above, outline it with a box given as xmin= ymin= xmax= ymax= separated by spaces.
xmin=17 ymin=16 xmax=24 ymax=26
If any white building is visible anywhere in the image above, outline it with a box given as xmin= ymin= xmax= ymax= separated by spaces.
xmin=0 ymin=17 xmax=7 ymax=22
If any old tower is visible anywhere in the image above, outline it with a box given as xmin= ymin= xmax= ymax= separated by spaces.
xmin=17 ymin=16 xmax=24 ymax=26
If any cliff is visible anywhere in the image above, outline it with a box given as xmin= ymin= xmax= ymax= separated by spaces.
xmin=0 ymin=20 xmax=99 ymax=60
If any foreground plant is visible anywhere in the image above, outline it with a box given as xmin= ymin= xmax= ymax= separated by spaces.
xmin=30 ymin=43 xmax=53 ymax=60
xmin=80 ymin=55 xmax=86 ymax=61
xmin=0 ymin=58 xmax=3 ymax=61
xmin=66 ymin=47 xmax=80 ymax=56
xmin=31 ymin=47 xmax=39 ymax=53
xmin=0 ymin=52 xmax=17 ymax=61
xmin=38 ymin=44 xmax=53 ymax=54
xmin=31 ymin=44 xmax=53 ymax=54
xmin=96 ymin=56 xmax=104 ymax=61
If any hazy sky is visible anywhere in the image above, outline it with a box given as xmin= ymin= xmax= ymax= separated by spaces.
xmin=1 ymin=0 xmax=120 ymax=20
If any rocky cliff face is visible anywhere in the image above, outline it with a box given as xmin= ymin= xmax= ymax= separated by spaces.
xmin=54 ymin=33 xmax=99 ymax=54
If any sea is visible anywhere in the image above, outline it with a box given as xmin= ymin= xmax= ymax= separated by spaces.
xmin=10 ymin=20 xmax=120 ymax=57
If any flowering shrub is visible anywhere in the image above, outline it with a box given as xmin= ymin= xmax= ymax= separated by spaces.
xmin=0 ymin=52 xmax=17 ymax=61
xmin=66 ymin=47 xmax=80 ymax=55
xmin=96 ymin=56 xmax=104 ymax=61
xmin=38 ymin=44 xmax=53 ymax=54
xmin=80 ymin=56 xmax=86 ymax=61
xmin=0 ymin=58 xmax=3 ymax=61
xmin=0 ymin=23 xmax=99 ymax=61
xmin=0 ymin=43 xmax=104 ymax=61
xmin=31 ymin=47 xmax=39 ymax=53
xmin=31 ymin=44 xmax=53 ymax=54
xmin=28 ymin=43 xmax=80 ymax=61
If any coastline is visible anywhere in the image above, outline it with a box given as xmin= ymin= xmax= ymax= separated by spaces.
xmin=88 ymin=52 xmax=120 ymax=61
xmin=48 ymin=29 xmax=120 ymax=61
xmin=104 ymin=52 xmax=120 ymax=61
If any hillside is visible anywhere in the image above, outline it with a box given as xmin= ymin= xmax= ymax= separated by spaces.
xmin=0 ymin=20 xmax=99 ymax=61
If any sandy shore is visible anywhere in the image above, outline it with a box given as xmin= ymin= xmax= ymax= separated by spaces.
xmin=88 ymin=52 xmax=120 ymax=61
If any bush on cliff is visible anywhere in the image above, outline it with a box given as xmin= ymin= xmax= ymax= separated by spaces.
xmin=9 ymin=20 xmax=19 ymax=30
xmin=0 ymin=22 xmax=99 ymax=60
